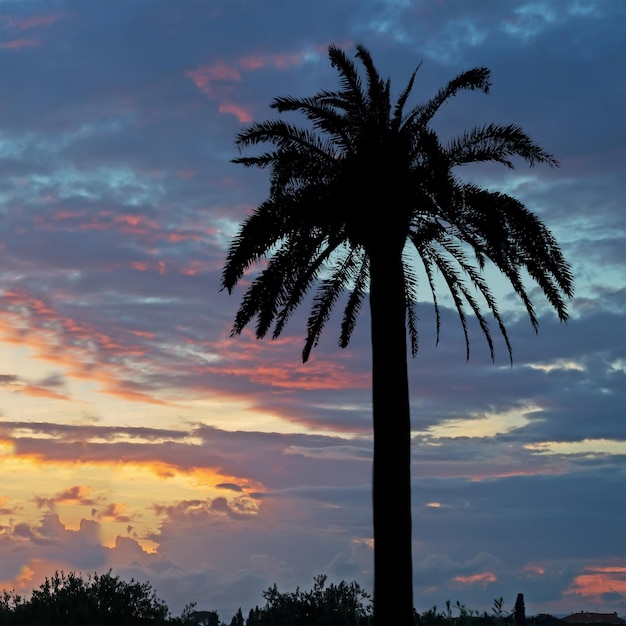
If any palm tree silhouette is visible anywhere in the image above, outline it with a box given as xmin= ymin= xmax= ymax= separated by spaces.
xmin=221 ymin=44 xmax=574 ymax=625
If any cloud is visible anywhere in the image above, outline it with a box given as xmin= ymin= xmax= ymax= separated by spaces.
xmin=218 ymin=102 xmax=253 ymax=123
xmin=239 ymin=46 xmax=326 ymax=71
xmin=0 ymin=12 xmax=63 ymax=32
xmin=565 ymin=566 xmax=626 ymax=606
xmin=0 ymin=38 xmax=38 ymax=49
xmin=185 ymin=61 xmax=241 ymax=98
xmin=34 ymin=485 xmax=98 ymax=509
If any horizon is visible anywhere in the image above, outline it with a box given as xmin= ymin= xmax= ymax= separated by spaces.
xmin=0 ymin=0 xmax=624 ymax=620
xmin=3 ymin=569 xmax=625 ymax=622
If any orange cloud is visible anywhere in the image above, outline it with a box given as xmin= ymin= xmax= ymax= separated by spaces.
xmin=129 ymin=329 xmax=156 ymax=339
xmin=97 ymin=502 xmax=132 ymax=522
xmin=34 ymin=485 xmax=97 ymax=509
xmin=204 ymin=330 xmax=370 ymax=391
xmin=565 ymin=565 xmax=626 ymax=600
xmin=0 ymin=495 xmax=13 ymax=515
xmin=37 ymin=210 xmax=159 ymax=236
xmin=0 ymin=562 xmax=38 ymax=593
xmin=524 ymin=564 xmax=546 ymax=576
xmin=19 ymin=384 xmax=70 ymax=401
xmin=56 ymin=486 xmax=94 ymax=504
xmin=39 ymin=209 xmax=198 ymax=247
xmin=212 ymin=362 xmax=369 ymax=390
xmin=453 ymin=572 xmax=497 ymax=586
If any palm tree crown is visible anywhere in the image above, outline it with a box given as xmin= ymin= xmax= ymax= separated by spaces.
xmin=222 ymin=44 xmax=573 ymax=364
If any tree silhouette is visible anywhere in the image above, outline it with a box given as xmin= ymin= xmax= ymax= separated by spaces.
xmin=515 ymin=594 xmax=527 ymax=626
xmin=221 ymin=44 xmax=574 ymax=625
xmin=0 ymin=570 xmax=171 ymax=624
xmin=246 ymin=575 xmax=371 ymax=625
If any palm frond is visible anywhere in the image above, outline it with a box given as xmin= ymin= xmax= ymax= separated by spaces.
xmin=339 ymin=255 xmax=369 ymax=349
xmin=403 ymin=67 xmax=491 ymax=131
xmin=327 ymin=45 xmax=367 ymax=120
xmin=272 ymin=234 xmax=345 ymax=339
xmin=455 ymin=184 xmax=573 ymax=326
xmin=402 ymin=258 xmax=420 ymax=357
xmin=271 ymin=95 xmax=355 ymax=154
xmin=234 ymin=120 xmax=337 ymax=164
xmin=355 ymin=43 xmax=391 ymax=123
xmin=221 ymin=200 xmax=289 ymax=293
xmin=437 ymin=236 xmax=512 ymax=362
xmin=303 ymin=248 xmax=362 ymax=362
xmin=447 ymin=124 xmax=559 ymax=168
xmin=427 ymin=248 xmax=472 ymax=359
xmin=392 ymin=63 xmax=421 ymax=131
xmin=420 ymin=251 xmax=442 ymax=347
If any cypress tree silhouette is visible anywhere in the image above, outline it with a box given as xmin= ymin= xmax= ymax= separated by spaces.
xmin=515 ymin=593 xmax=527 ymax=626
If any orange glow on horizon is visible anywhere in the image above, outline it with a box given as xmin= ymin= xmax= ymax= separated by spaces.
xmin=0 ymin=445 xmax=266 ymax=557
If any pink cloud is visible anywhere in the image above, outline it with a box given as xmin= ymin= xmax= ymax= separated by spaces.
xmin=218 ymin=102 xmax=253 ymax=123
xmin=185 ymin=61 xmax=241 ymax=98
xmin=129 ymin=260 xmax=169 ymax=275
xmin=240 ymin=51 xmax=308 ymax=71
xmin=238 ymin=42 xmax=351 ymax=72
xmin=1 ymin=13 xmax=63 ymax=31
xmin=0 ymin=38 xmax=38 ymax=49
xmin=0 ymin=289 xmax=172 ymax=405
xmin=204 ymin=332 xmax=369 ymax=391
xmin=53 ymin=209 xmax=87 ymax=221
xmin=179 ymin=261 xmax=205 ymax=276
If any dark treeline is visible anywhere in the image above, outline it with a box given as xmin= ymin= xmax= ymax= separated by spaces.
xmin=0 ymin=570 xmax=564 ymax=626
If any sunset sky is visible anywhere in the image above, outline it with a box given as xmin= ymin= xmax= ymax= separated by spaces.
xmin=0 ymin=0 xmax=624 ymax=621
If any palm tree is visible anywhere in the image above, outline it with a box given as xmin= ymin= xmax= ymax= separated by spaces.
xmin=221 ymin=44 xmax=573 ymax=626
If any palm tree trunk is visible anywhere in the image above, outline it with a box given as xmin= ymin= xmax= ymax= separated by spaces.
xmin=369 ymin=247 xmax=414 ymax=626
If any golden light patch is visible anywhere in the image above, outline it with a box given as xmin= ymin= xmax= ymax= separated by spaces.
xmin=525 ymin=439 xmax=625 ymax=456
xmin=526 ymin=359 xmax=585 ymax=373
xmin=0 ymin=451 xmax=265 ymax=553
xmin=0 ymin=439 xmax=15 ymax=455
xmin=428 ymin=404 xmax=541 ymax=439
xmin=353 ymin=537 xmax=374 ymax=550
